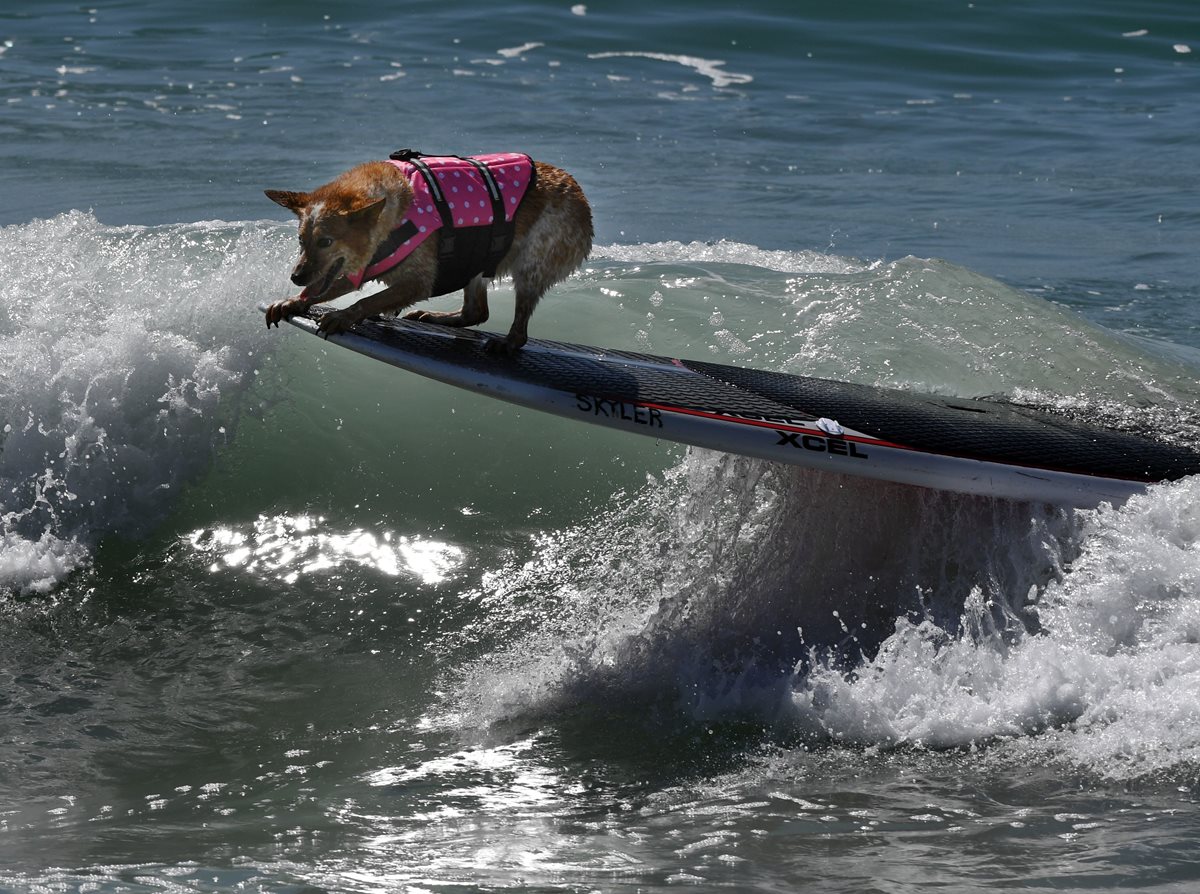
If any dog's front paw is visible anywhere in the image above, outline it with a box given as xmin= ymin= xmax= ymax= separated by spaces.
xmin=264 ymin=296 xmax=309 ymax=328
xmin=315 ymin=307 xmax=361 ymax=337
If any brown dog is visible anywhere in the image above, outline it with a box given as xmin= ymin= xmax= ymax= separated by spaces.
xmin=264 ymin=151 xmax=593 ymax=353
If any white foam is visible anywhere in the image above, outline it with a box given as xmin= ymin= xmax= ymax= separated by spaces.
xmin=794 ymin=476 xmax=1200 ymax=778
xmin=452 ymin=445 xmax=1077 ymax=726
xmin=0 ymin=530 xmax=89 ymax=594
xmin=497 ymin=42 xmax=544 ymax=59
xmin=594 ymin=239 xmax=865 ymax=274
xmin=0 ymin=211 xmax=284 ymax=594
xmin=587 ymin=52 xmax=752 ymax=88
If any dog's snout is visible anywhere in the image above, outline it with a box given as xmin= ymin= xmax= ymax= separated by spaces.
xmin=290 ymin=259 xmax=312 ymax=287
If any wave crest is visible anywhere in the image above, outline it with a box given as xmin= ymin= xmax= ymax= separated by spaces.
xmin=0 ymin=211 xmax=284 ymax=593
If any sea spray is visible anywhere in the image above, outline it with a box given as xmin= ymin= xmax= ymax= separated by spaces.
xmin=454 ymin=446 xmax=1081 ymax=731
xmin=456 ymin=449 xmax=1200 ymax=782
xmin=0 ymin=212 xmax=285 ymax=593
xmin=793 ymin=476 xmax=1200 ymax=777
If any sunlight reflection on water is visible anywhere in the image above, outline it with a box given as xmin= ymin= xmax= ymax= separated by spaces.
xmin=187 ymin=514 xmax=464 ymax=585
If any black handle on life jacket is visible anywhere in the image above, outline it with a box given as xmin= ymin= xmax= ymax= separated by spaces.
xmin=389 ymin=148 xmax=426 ymax=162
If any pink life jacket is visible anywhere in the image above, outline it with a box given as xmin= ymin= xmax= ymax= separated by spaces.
xmin=347 ymin=150 xmax=536 ymax=297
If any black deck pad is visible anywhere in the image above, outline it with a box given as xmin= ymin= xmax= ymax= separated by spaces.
xmin=684 ymin=360 xmax=1200 ymax=483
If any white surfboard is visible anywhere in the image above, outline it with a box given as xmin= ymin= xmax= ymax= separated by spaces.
xmin=270 ymin=306 xmax=1200 ymax=508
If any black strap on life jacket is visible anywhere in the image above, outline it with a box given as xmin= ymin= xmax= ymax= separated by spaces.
xmin=363 ymin=219 xmax=419 ymax=272
xmin=388 ymin=148 xmax=532 ymax=296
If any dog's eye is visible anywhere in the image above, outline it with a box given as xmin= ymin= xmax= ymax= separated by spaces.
xmin=316 ymin=236 xmax=334 ymax=249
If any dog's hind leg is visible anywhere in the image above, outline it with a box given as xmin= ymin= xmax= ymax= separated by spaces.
xmin=405 ymin=275 xmax=490 ymax=328
xmin=487 ymin=282 xmax=547 ymax=355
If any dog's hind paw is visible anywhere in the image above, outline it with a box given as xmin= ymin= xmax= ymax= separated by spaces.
xmin=482 ymin=335 xmax=525 ymax=357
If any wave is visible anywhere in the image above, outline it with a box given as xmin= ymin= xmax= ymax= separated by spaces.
xmin=796 ymin=475 xmax=1200 ymax=780
xmin=0 ymin=211 xmax=285 ymax=593
xmin=4 ymin=208 xmax=1198 ymax=670
xmin=593 ymin=239 xmax=867 ymax=274
xmin=452 ymin=445 xmax=1200 ymax=781
xmin=4 ymin=211 xmax=1200 ymax=779
xmin=0 ymin=216 xmax=907 ymax=597
xmin=428 ymin=253 xmax=1200 ymax=778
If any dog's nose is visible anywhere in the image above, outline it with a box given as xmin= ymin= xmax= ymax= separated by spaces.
xmin=290 ymin=271 xmax=307 ymax=286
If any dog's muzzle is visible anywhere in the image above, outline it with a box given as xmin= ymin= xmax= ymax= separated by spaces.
xmin=298 ymin=258 xmax=346 ymax=299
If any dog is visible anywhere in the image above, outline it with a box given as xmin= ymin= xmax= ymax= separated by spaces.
xmin=263 ymin=150 xmax=592 ymax=354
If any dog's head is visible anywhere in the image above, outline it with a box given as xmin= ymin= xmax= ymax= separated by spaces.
xmin=265 ymin=189 xmax=387 ymax=298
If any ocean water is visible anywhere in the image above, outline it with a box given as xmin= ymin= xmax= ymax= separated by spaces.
xmin=3 ymin=1 xmax=1200 ymax=891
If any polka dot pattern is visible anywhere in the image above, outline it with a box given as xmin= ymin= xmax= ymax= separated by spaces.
xmin=348 ymin=153 xmax=534 ymax=287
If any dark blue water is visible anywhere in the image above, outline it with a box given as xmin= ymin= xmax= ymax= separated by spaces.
xmin=2 ymin=2 xmax=1200 ymax=891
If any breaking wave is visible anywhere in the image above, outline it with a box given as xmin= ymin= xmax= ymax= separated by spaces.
xmin=0 ymin=211 xmax=283 ymax=593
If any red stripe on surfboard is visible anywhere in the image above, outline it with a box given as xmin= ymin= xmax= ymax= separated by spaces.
xmin=633 ymin=399 xmax=1152 ymax=483
xmin=633 ymin=400 xmax=907 ymax=450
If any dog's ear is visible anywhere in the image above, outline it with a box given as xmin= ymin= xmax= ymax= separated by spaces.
xmin=264 ymin=189 xmax=309 ymax=216
xmin=346 ymin=197 xmax=386 ymax=226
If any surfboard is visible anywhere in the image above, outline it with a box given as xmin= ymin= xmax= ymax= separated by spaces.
xmin=271 ymin=305 xmax=1200 ymax=507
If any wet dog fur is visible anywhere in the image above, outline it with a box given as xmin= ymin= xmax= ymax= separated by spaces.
xmin=263 ymin=157 xmax=593 ymax=353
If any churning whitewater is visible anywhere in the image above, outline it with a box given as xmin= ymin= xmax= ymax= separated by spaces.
xmin=0 ymin=213 xmax=276 ymax=592
xmin=6 ymin=0 xmax=1200 ymax=889
xmin=4 ymin=209 xmax=1200 ymax=892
